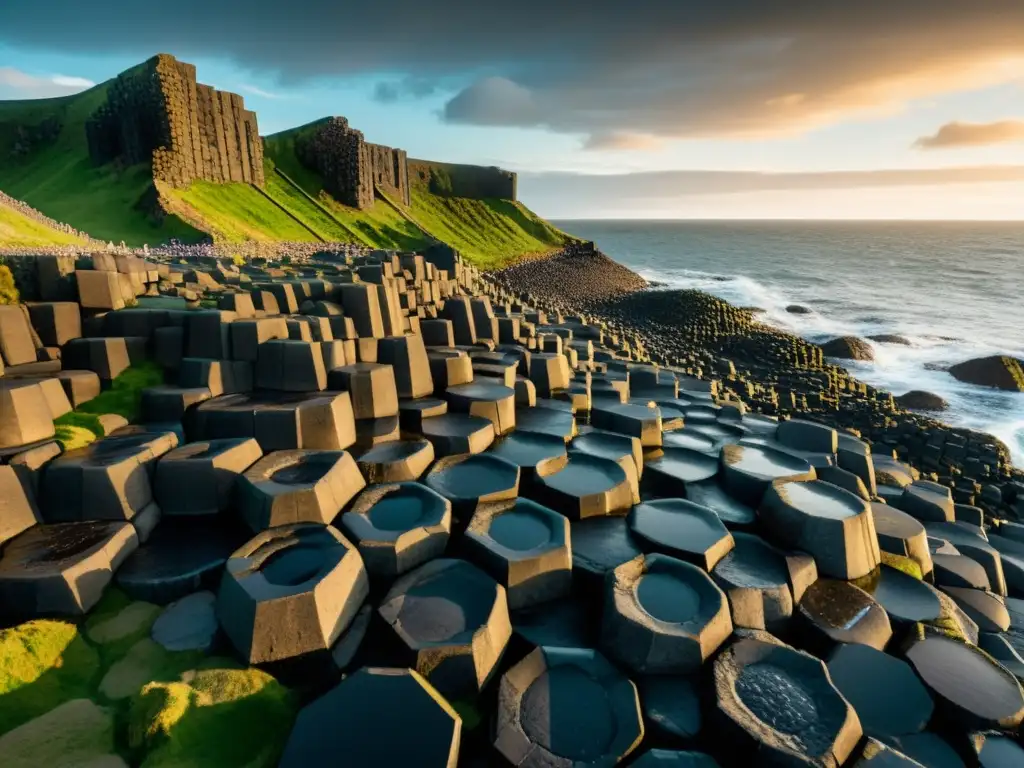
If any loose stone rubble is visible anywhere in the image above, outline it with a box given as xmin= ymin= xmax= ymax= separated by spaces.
xmin=2 ymin=242 xmax=1024 ymax=766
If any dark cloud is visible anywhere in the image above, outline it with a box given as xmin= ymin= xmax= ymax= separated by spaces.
xmin=2 ymin=2 xmax=1023 ymax=142
xmin=372 ymin=76 xmax=438 ymax=104
xmin=915 ymin=120 xmax=1024 ymax=149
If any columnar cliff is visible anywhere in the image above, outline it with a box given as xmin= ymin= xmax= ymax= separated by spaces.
xmin=85 ymin=54 xmax=264 ymax=188
xmin=408 ymin=159 xmax=517 ymax=201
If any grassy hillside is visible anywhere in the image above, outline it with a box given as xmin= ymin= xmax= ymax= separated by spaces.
xmin=0 ymin=85 xmax=204 ymax=245
xmin=0 ymin=63 xmax=571 ymax=265
xmin=0 ymin=197 xmax=91 ymax=248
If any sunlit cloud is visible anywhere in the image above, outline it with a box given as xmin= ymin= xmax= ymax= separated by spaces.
xmin=915 ymin=119 xmax=1024 ymax=149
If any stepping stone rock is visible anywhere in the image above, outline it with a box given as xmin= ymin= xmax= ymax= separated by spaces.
xmin=420 ymin=413 xmax=495 ymax=456
xmin=628 ymin=498 xmax=735 ymax=570
xmin=0 ymin=697 xmax=121 ymax=768
xmin=154 ymin=437 xmax=263 ymax=516
xmin=464 ymin=498 xmax=571 ymax=609
xmin=711 ymin=532 xmax=814 ymax=632
xmin=278 ymin=667 xmax=461 ymax=768
xmin=515 ymin=405 xmax=576 ymax=441
xmin=218 ymin=524 xmax=369 ymax=664
xmin=905 ymin=633 xmax=1024 ymax=729
xmin=445 ymin=381 xmax=517 ymax=435
xmin=940 ymin=587 xmax=1011 ymax=632
xmin=237 ymin=449 xmax=366 ymax=532
xmin=714 ymin=633 xmax=862 ymax=767
xmin=761 ymin=479 xmax=880 ymax=580
xmin=776 ymin=418 xmax=838 ymax=454
xmin=684 ymin=479 xmax=757 ymax=528
xmin=720 ymin=443 xmax=816 ymax=505
xmin=573 ymin=430 xmax=643 ymax=479
xmin=591 ymin=402 xmax=663 ymax=447
xmin=872 ymin=503 xmax=934 ymax=578
xmin=379 ymin=557 xmax=511 ymax=696
xmin=326 ymin=362 xmax=399 ymax=419
xmin=117 ymin=516 xmax=247 ymax=604
xmin=532 ymin=452 xmax=633 ymax=519
xmin=339 ymin=482 xmax=451 ymax=577
xmin=798 ymin=578 xmax=892 ymax=651
xmin=491 ymin=431 xmax=568 ymax=481
xmin=861 ymin=565 xmax=942 ymax=623
xmin=494 ymin=646 xmax=643 ymax=767
xmin=425 ymin=453 xmax=520 ymax=515
xmin=896 ymin=482 xmax=956 ymax=524
xmin=827 ymin=643 xmax=934 ymax=740
xmin=644 ymin=447 xmax=719 ymax=495
xmin=0 ymin=521 xmax=138 ymax=619
xmin=41 ymin=431 xmax=178 ymax=522
xmin=602 ymin=553 xmax=732 ymax=674
xmin=662 ymin=428 xmax=718 ymax=454
xmin=571 ymin=516 xmax=644 ymax=598
xmin=150 ymin=590 xmax=218 ymax=652
xmin=355 ymin=439 xmax=434 ymax=483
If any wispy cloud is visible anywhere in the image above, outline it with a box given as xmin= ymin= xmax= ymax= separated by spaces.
xmin=0 ymin=66 xmax=94 ymax=99
xmin=582 ymin=132 xmax=665 ymax=152
xmin=237 ymin=83 xmax=294 ymax=100
xmin=915 ymin=120 xmax=1024 ymax=149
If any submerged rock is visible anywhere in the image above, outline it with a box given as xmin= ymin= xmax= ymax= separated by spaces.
xmin=821 ymin=336 xmax=875 ymax=361
xmin=896 ymin=391 xmax=949 ymax=411
xmin=949 ymin=355 xmax=1024 ymax=391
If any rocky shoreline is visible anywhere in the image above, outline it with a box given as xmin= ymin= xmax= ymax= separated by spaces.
xmin=492 ymin=243 xmax=1024 ymax=521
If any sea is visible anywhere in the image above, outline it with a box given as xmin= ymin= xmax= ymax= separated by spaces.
xmin=554 ymin=220 xmax=1024 ymax=466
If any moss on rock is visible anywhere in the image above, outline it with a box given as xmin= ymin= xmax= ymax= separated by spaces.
xmin=98 ymin=638 xmax=202 ymax=702
xmin=0 ymin=698 xmax=117 ymax=767
xmin=0 ymin=620 xmax=100 ymax=735
xmin=129 ymin=660 xmax=297 ymax=767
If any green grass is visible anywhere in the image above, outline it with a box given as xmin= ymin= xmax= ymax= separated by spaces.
xmin=0 ymin=202 xmax=90 ymax=248
xmin=0 ymin=85 xmax=204 ymax=246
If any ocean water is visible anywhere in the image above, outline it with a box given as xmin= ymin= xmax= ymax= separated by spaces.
xmin=554 ymin=220 xmax=1024 ymax=465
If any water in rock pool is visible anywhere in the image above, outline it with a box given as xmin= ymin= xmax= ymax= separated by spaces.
xmin=558 ymin=219 xmax=1024 ymax=464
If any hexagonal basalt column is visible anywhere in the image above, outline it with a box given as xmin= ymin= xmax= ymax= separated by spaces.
xmin=420 ymin=413 xmax=495 ymax=456
xmin=711 ymin=532 xmax=816 ymax=632
xmin=591 ymin=402 xmax=663 ymax=448
xmin=154 ymin=437 xmax=263 ymax=516
xmin=41 ymin=431 xmax=178 ymax=523
xmin=494 ymin=646 xmax=644 ymax=767
xmin=719 ymin=443 xmax=816 ymax=505
xmin=326 ymin=362 xmax=399 ymax=420
xmin=532 ymin=452 xmax=633 ymax=519
xmin=339 ymin=482 xmax=452 ymax=577
xmin=0 ymin=521 xmax=138 ymax=619
xmin=464 ymin=499 xmax=571 ymax=609
xmin=377 ymin=334 xmax=434 ymax=399
xmin=871 ymin=502 xmax=933 ymax=578
xmin=527 ymin=352 xmax=571 ymax=397
xmin=444 ymin=381 xmax=516 ymax=435
xmin=237 ymin=450 xmax=366 ymax=532
xmin=760 ymin=479 xmax=880 ymax=580
xmin=217 ymin=524 xmax=369 ymax=664
xmin=356 ymin=439 xmax=435 ymax=483
xmin=601 ymin=553 xmax=732 ymax=674
xmin=628 ymin=499 xmax=735 ymax=570
xmin=489 ymin=431 xmax=568 ymax=482
xmin=643 ymin=447 xmax=720 ymax=496
xmin=425 ymin=453 xmax=520 ymax=516
xmin=797 ymin=578 xmax=892 ymax=651
xmin=378 ymin=557 xmax=512 ymax=696
xmin=573 ymin=430 xmax=643 ymax=480
xmin=714 ymin=633 xmax=862 ymax=766
xmin=278 ymin=667 xmax=462 ymax=768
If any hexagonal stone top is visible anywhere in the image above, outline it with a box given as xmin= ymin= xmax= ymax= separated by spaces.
xmin=721 ymin=443 xmax=816 ymax=484
xmin=645 ymin=447 xmax=720 ymax=488
xmin=826 ymin=643 xmax=934 ymax=740
xmin=494 ymin=646 xmax=644 ymax=766
xmin=355 ymin=439 xmax=434 ymax=483
xmin=467 ymin=498 xmax=569 ymax=558
xmin=536 ymin=452 xmax=631 ymax=518
xmin=798 ymin=579 xmax=892 ymax=650
xmin=278 ymin=667 xmax=461 ymax=768
xmin=490 ymin=431 xmax=568 ymax=475
xmin=424 ymin=453 xmax=520 ymax=506
xmin=662 ymin=429 xmax=718 ymax=454
xmin=339 ymin=482 xmax=452 ymax=577
xmin=379 ymin=557 xmax=511 ymax=695
xmin=905 ymin=633 xmax=1024 ymax=730
xmin=714 ymin=634 xmax=861 ymax=766
xmin=628 ymin=499 xmax=735 ymax=570
xmin=769 ymin=479 xmax=868 ymax=521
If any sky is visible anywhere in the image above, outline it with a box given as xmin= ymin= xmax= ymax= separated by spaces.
xmin=1 ymin=1 xmax=1024 ymax=220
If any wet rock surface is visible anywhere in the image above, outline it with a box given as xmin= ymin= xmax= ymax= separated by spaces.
xmin=4 ymin=244 xmax=1024 ymax=766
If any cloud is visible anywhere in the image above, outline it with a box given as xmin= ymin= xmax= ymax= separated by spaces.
xmin=2 ymin=2 xmax=1024 ymax=143
xmin=236 ymin=83 xmax=292 ymax=99
xmin=372 ymin=76 xmax=438 ymax=103
xmin=0 ymin=66 xmax=94 ymax=99
xmin=582 ymin=133 xmax=665 ymax=152
xmin=915 ymin=120 xmax=1024 ymax=149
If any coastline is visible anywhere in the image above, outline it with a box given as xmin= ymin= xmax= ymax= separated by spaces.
xmin=491 ymin=243 xmax=1024 ymax=516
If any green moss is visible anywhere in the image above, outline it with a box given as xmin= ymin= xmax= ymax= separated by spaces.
xmin=0 ymin=698 xmax=118 ymax=768
xmin=0 ymin=204 xmax=89 ymax=249
xmin=881 ymin=551 xmax=924 ymax=580
xmin=75 ymin=361 xmax=164 ymax=422
xmin=129 ymin=661 xmax=297 ymax=768
xmin=0 ymin=620 xmax=101 ymax=735
xmin=0 ymin=264 xmax=18 ymax=304
xmin=98 ymin=639 xmax=202 ymax=703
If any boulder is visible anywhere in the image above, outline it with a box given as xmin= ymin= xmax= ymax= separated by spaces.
xmin=896 ymin=390 xmax=949 ymax=411
xmin=150 ymin=590 xmax=218 ymax=652
xmin=949 ymin=355 xmax=1024 ymax=391
xmin=821 ymin=336 xmax=874 ymax=361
